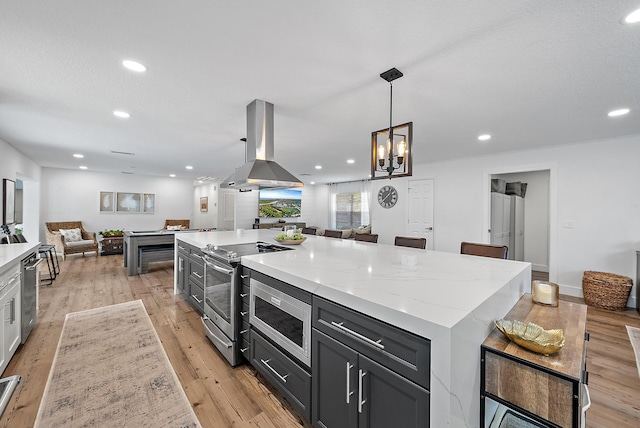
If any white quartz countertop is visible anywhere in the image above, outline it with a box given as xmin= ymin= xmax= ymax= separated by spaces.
xmin=177 ymin=229 xmax=530 ymax=335
xmin=0 ymin=242 xmax=41 ymax=271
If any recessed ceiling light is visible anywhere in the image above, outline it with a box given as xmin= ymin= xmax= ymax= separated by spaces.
xmin=186 ymin=165 xmax=193 ymax=170
xmin=347 ymin=159 xmax=355 ymax=164
xmin=478 ymin=134 xmax=491 ymax=141
xmin=122 ymin=60 xmax=148 ymax=72
xmin=170 ymin=174 xmax=176 ymax=178
xmin=315 ymin=165 xmax=322 ymax=169
xmin=607 ymin=108 xmax=630 ymax=117
xmin=113 ymin=110 xmax=130 ymax=118
xmin=198 ymin=180 xmax=203 ymax=184
xmin=79 ymin=166 xmax=88 ymax=170
xmin=310 ymin=181 xmax=315 ymax=185
xmin=623 ymin=8 xmax=640 ymax=24
xmin=73 ymin=153 xmax=84 ymax=158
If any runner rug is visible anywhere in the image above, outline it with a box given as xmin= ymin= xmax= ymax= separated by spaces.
xmin=35 ymin=300 xmax=201 ymax=427
xmin=627 ymin=325 xmax=640 ymax=378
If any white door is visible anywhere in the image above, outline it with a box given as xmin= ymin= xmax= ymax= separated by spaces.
xmin=223 ymin=192 xmax=235 ymax=230
xmin=407 ymin=179 xmax=434 ymax=250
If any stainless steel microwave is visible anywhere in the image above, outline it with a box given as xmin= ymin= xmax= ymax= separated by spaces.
xmin=249 ymin=278 xmax=312 ymax=367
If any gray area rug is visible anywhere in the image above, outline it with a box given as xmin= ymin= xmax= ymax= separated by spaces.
xmin=35 ymin=300 xmax=201 ymax=427
xmin=627 ymin=325 xmax=640 ymax=378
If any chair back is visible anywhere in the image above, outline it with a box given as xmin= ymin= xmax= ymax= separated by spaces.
xmin=394 ymin=236 xmax=427 ymax=249
xmin=46 ymin=221 xmax=85 ymax=233
xmin=301 ymin=227 xmax=317 ymax=235
xmin=354 ymin=234 xmax=378 ymax=243
xmin=324 ymin=229 xmax=342 ymax=238
xmin=460 ymin=242 xmax=508 ymax=259
xmin=163 ymin=219 xmax=190 ymax=229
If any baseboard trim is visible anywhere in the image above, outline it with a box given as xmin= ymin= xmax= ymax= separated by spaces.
xmin=532 ymin=264 xmax=549 ymax=273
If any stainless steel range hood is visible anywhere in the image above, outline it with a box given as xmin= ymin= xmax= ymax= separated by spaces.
xmin=221 ymin=100 xmax=303 ymax=190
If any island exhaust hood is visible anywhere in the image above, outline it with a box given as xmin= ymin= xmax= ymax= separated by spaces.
xmin=221 ymin=99 xmax=303 ymax=191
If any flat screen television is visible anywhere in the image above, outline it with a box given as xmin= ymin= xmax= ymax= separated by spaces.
xmin=258 ymin=188 xmax=302 ymax=218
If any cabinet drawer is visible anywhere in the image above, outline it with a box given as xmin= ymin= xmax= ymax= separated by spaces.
xmin=240 ymin=320 xmax=251 ymax=343
xmin=241 ymin=267 xmax=251 ymax=285
xmin=313 ymin=296 xmax=430 ymax=390
xmin=240 ymin=338 xmax=251 ymax=360
xmin=188 ymin=281 xmax=204 ymax=314
xmin=189 ymin=258 xmax=205 ymax=287
xmin=251 ymin=329 xmax=311 ymax=420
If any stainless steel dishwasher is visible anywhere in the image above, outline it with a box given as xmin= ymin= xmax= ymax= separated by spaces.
xmin=21 ymin=252 xmax=40 ymax=344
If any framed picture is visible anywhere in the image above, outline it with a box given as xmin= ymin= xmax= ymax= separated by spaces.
xmin=116 ymin=192 xmax=141 ymax=213
xmin=200 ymin=196 xmax=208 ymax=212
xmin=143 ymin=193 xmax=155 ymax=213
xmin=2 ymin=179 xmax=15 ymax=224
xmin=99 ymin=191 xmax=115 ymax=212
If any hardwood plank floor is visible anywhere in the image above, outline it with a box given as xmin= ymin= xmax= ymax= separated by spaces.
xmin=2 ymin=255 xmax=639 ymax=427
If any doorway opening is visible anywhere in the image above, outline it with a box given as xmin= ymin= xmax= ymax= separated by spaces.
xmin=483 ymin=166 xmax=557 ymax=282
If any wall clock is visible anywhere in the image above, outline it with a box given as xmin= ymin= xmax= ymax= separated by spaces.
xmin=377 ymin=185 xmax=398 ymax=208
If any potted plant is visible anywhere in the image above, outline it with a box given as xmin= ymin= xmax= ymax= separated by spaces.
xmin=101 ymin=229 xmax=124 ymax=237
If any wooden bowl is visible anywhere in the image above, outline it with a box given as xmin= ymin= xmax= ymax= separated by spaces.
xmin=274 ymin=237 xmax=306 ymax=245
xmin=494 ymin=319 xmax=565 ymax=355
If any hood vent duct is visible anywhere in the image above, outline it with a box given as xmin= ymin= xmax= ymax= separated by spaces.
xmin=221 ymin=99 xmax=303 ymax=190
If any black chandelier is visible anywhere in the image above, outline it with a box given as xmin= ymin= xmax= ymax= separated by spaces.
xmin=371 ymin=67 xmax=413 ymax=180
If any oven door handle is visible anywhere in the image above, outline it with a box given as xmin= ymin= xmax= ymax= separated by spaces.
xmin=201 ymin=316 xmax=232 ymax=349
xmin=204 ymin=258 xmax=234 ymax=276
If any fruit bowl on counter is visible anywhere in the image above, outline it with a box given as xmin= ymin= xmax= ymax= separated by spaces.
xmin=274 ymin=233 xmax=306 ymax=245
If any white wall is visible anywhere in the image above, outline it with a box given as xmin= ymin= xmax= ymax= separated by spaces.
xmin=367 ymin=135 xmax=640 ymax=306
xmin=494 ymin=170 xmax=550 ymax=272
xmin=0 ymin=139 xmax=41 ymax=243
xmin=192 ymin=182 xmax=219 ymax=229
xmin=40 ymin=168 xmax=193 ymax=239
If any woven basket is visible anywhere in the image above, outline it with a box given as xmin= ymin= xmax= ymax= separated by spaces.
xmin=582 ymin=271 xmax=633 ymax=311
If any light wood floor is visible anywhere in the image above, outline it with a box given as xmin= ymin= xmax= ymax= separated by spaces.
xmin=2 ymin=255 xmax=639 ymax=427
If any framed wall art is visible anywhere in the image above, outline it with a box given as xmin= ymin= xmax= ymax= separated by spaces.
xmin=116 ymin=192 xmax=141 ymax=213
xmin=100 ymin=191 xmax=115 ymax=212
xmin=3 ymin=179 xmax=15 ymax=224
xmin=200 ymin=196 xmax=208 ymax=212
xmin=143 ymin=193 xmax=155 ymax=214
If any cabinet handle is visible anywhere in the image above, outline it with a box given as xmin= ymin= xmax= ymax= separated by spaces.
xmin=358 ymin=369 xmax=366 ymax=413
xmin=346 ymin=362 xmax=354 ymax=404
xmin=241 ymin=275 xmax=249 ymax=279
xmin=240 ymin=311 xmax=248 ymax=317
xmin=240 ymin=329 xmax=248 ymax=335
xmin=192 ymin=272 xmax=203 ymax=279
xmin=260 ymin=358 xmax=289 ymax=383
xmin=193 ymin=254 xmax=203 ymax=260
xmin=191 ymin=294 xmax=203 ymax=304
xmin=10 ymin=297 xmax=16 ymax=324
xmin=241 ymin=347 xmax=249 ymax=353
xmin=240 ymin=293 xmax=248 ymax=298
xmin=331 ymin=321 xmax=385 ymax=350
xmin=178 ymin=245 xmax=186 ymax=250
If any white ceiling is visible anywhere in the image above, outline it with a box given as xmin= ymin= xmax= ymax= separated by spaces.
xmin=1 ymin=1 xmax=639 ymax=185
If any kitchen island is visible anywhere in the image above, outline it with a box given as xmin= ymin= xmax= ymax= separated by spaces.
xmin=176 ymin=229 xmax=530 ymax=428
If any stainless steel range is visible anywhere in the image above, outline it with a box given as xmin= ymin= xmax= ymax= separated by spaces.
xmin=200 ymin=241 xmax=292 ymax=366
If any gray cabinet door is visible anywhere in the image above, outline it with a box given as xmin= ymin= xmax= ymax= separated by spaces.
xmin=312 ymin=330 xmax=358 ymax=428
xmin=358 ymin=354 xmax=430 ymax=428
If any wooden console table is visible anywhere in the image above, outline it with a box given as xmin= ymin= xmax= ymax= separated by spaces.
xmin=481 ymin=294 xmax=589 ymax=428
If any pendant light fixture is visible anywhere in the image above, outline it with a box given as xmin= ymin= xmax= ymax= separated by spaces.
xmin=371 ymin=67 xmax=413 ymax=180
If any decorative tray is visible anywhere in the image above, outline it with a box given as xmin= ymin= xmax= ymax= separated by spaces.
xmin=274 ymin=237 xmax=306 ymax=245
xmin=494 ymin=319 xmax=565 ymax=356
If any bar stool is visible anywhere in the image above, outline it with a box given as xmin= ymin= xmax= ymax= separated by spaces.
xmin=38 ymin=245 xmax=58 ymax=285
